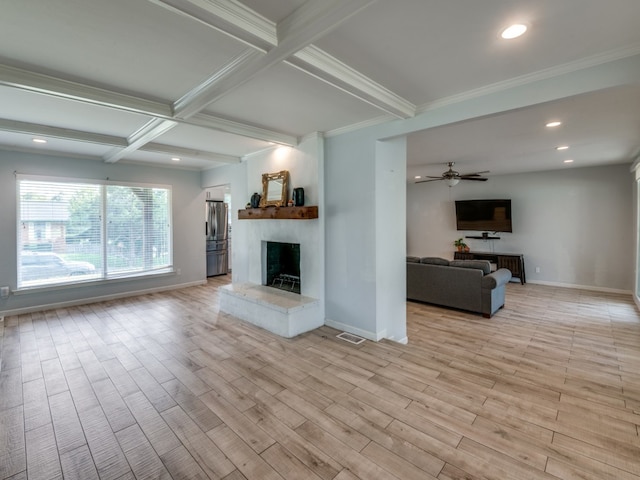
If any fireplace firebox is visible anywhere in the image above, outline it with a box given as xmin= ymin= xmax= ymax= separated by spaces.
xmin=263 ymin=241 xmax=301 ymax=294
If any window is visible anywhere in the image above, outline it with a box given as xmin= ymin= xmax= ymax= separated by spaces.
xmin=17 ymin=176 xmax=172 ymax=288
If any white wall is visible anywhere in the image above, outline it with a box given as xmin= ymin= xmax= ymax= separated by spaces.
xmin=325 ymin=130 xmax=379 ymax=337
xmin=0 ymin=151 xmax=206 ymax=315
xmin=375 ymin=138 xmax=407 ymax=343
xmin=407 ymin=164 xmax=634 ymax=292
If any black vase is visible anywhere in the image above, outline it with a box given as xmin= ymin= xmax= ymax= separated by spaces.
xmin=250 ymin=192 xmax=261 ymax=208
xmin=293 ymin=188 xmax=304 ymax=207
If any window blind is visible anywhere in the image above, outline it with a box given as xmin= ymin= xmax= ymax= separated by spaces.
xmin=17 ymin=176 xmax=172 ymax=288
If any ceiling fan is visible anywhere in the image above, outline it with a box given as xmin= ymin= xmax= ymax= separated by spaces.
xmin=416 ymin=162 xmax=489 ymax=186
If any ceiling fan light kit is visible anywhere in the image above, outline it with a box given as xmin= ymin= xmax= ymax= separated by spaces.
xmin=446 ymin=177 xmax=460 ymax=187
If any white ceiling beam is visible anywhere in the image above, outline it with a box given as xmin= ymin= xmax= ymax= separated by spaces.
xmin=172 ymin=48 xmax=261 ymax=119
xmin=142 ymin=143 xmax=240 ymax=164
xmin=103 ymin=118 xmax=178 ymax=163
xmin=148 ymin=0 xmax=413 ymax=118
xmin=187 ymin=112 xmax=297 ymax=146
xmin=0 ymin=64 xmax=172 ymax=118
xmin=291 ymin=46 xmax=415 ymax=119
xmin=0 ymin=118 xmax=238 ymax=164
xmin=167 ymin=0 xmax=378 ymax=117
xmin=0 ymin=118 xmax=127 ymax=147
xmin=0 ymin=63 xmax=296 ymax=145
xmin=148 ymin=0 xmax=276 ymax=51
xmin=277 ymin=0 xmax=375 ymax=49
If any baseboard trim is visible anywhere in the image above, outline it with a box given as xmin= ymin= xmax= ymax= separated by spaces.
xmin=526 ymin=280 xmax=632 ymax=295
xmin=325 ymin=318 xmax=387 ymax=342
xmin=0 ymin=280 xmax=207 ymax=317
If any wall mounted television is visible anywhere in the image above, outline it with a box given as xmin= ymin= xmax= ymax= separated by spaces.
xmin=455 ymin=199 xmax=512 ymax=232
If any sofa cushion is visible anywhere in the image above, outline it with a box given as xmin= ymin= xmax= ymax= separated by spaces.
xmin=449 ymin=259 xmax=491 ymax=275
xmin=420 ymin=257 xmax=449 ymax=266
xmin=407 ymin=256 xmax=421 ymax=263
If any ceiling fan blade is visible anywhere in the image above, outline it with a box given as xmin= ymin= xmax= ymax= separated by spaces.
xmin=415 ymin=178 xmax=444 ymax=183
xmin=460 ymin=177 xmax=488 ymax=181
xmin=460 ymin=171 xmax=490 ymax=177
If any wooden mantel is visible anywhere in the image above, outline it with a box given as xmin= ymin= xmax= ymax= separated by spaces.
xmin=238 ymin=205 xmax=318 ymax=220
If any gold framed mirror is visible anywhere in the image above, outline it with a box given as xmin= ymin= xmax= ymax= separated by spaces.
xmin=260 ymin=170 xmax=289 ymax=207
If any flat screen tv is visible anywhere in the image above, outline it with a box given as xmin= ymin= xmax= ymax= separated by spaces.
xmin=455 ymin=199 xmax=512 ymax=232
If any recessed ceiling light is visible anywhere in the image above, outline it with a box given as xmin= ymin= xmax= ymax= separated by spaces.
xmin=563 ymin=159 xmax=574 ymax=163
xmin=32 ymin=138 xmax=47 ymax=144
xmin=546 ymin=121 xmax=562 ymax=128
xmin=501 ymin=24 xmax=528 ymax=39
xmin=171 ymin=157 xmax=181 ymax=162
xmin=556 ymin=145 xmax=569 ymax=151
xmin=414 ymin=175 xmax=421 ymax=179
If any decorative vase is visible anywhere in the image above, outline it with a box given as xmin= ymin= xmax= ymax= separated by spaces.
xmin=293 ymin=187 xmax=304 ymax=206
xmin=250 ymin=192 xmax=261 ymax=208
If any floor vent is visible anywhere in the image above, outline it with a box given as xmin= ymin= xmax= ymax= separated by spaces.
xmin=336 ymin=332 xmax=365 ymax=345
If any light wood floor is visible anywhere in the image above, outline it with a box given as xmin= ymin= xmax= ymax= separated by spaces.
xmin=1 ymin=276 xmax=640 ymax=480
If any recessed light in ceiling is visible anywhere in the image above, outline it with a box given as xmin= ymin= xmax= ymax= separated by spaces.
xmin=545 ymin=121 xmax=562 ymax=128
xmin=32 ymin=138 xmax=47 ymax=144
xmin=563 ymin=159 xmax=574 ymax=163
xmin=556 ymin=145 xmax=569 ymax=150
xmin=414 ymin=175 xmax=421 ymax=179
xmin=171 ymin=157 xmax=181 ymax=162
xmin=500 ymin=24 xmax=528 ymax=39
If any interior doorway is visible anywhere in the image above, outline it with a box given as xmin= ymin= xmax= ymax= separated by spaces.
xmin=205 ymin=184 xmax=231 ymax=273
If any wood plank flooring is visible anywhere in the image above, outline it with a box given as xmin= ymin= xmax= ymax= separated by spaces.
xmin=1 ymin=276 xmax=640 ymax=479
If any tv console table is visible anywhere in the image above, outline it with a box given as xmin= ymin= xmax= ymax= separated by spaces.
xmin=454 ymin=251 xmax=526 ymax=284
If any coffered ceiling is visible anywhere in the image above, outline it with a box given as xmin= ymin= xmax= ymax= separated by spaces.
xmin=1 ymin=0 xmax=640 ymax=179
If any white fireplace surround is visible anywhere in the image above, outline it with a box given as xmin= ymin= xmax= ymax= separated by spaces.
xmin=218 ymin=134 xmax=325 ymax=338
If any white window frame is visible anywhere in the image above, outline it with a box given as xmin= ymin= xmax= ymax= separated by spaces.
xmin=16 ymin=174 xmax=173 ymax=290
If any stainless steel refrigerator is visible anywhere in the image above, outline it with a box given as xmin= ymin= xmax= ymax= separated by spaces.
xmin=205 ymin=200 xmax=229 ymax=276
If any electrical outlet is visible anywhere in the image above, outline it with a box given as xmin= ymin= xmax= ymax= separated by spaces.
xmin=0 ymin=286 xmax=10 ymax=298
xmin=535 ymin=267 xmax=541 ymax=273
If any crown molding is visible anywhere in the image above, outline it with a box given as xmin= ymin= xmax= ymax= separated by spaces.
xmin=142 ymin=142 xmax=240 ymax=163
xmin=300 ymin=131 xmax=324 ymax=143
xmin=324 ymin=114 xmax=396 ymax=138
xmin=416 ymin=43 xmax=640 ymax=115
xmin=0 ymin=144 xmax=105 ymax=163
xmin=187 ymin=113 xmax=297 ymax=146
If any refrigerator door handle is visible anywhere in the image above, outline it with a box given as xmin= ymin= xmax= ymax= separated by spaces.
xmin=205 ymin=221 xmax=208 ymax=236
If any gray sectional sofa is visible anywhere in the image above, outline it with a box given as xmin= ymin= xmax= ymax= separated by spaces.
xmin=407 ymin=256 xmax=512 ymax=318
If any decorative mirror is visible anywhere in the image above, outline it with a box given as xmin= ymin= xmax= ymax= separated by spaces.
xmin=260 ymin=170 xmax=289 ymax=207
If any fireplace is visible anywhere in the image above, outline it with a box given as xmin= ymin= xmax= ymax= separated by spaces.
xmin=263 ymin=241 xmax=301 ymax=294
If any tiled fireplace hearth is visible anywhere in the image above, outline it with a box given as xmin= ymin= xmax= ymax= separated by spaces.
xmin=219 ymin=239 xmax=323 ymax=338
xmin=219 ymin=283 xmax=321 ymax=338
